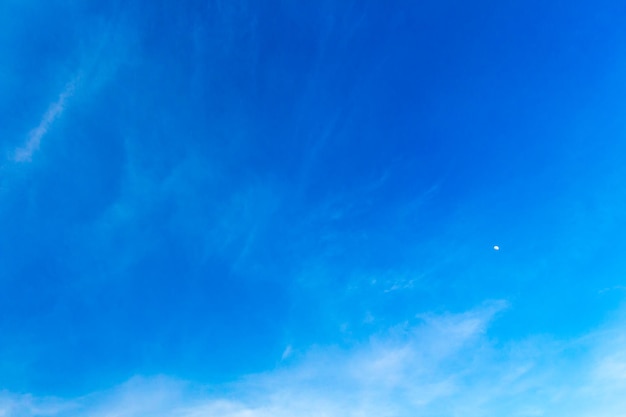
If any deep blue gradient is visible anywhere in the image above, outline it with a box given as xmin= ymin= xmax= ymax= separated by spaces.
xmin=2 ymin=0 xmax=626 ymax=404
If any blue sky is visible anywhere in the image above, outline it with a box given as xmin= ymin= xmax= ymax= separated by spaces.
xmin=2 ymin=0 xmax=626 ymax=415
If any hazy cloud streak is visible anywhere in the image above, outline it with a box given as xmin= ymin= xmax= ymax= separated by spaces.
xmin=4 ymin=300 xmax=626 ymax=417
xmin=14 ymin=77 xmax=79 ymax=162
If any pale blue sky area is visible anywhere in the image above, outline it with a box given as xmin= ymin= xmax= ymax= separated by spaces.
xmin=2 ymin=1 xmax=626 ymax=415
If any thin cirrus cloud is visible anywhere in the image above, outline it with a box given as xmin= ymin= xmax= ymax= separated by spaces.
xmin=13 ymin=77 xmax=79 ymax=163
xmin=2 ymin=300 xmax=626 ymax=417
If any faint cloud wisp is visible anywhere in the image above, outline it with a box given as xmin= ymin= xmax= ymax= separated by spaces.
xmin=4 ymin=301 xmax=626 ymax=416
xmin=13 ymin=77 xmax=79 ymax=163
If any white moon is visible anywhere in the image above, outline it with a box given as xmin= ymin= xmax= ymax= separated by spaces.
xmin=493 ymin=245 xmax=500 ymax=251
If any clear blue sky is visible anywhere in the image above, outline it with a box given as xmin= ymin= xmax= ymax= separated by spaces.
xmin=2 ymin=1 xmax=626 ymax=415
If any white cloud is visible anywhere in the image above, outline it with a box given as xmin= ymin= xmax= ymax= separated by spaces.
xmin=9 ymin=7 xmax=134 ymax=165
xmin=0 ymin=390 xmax=77 ymax=416
xmin=0 ymin=302 xmax=502 ymax=417
xmin=4 ymin=301 xmax=626 ymax=417
xmin=13 ymin=77 xmax=79 ymax=163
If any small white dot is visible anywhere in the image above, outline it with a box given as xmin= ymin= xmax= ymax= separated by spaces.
xmin=493 ymin=245 xmax=500 ymax=251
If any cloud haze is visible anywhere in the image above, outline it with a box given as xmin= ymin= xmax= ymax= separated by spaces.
xmin=2 ymin=301 xmax=626 ymax=417
xmin=13 ymin=78 xmax=79 ymax=163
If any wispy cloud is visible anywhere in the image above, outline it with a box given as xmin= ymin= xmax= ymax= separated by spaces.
xmin=0 ymin=391 xmax=77 ymax=417
xmin=13 ymin=77 xmax=79 ymax=163
xmin=1 ymin=302 xmax=501 ymax=416
xmin=4 ymin=300 xmax=626 ymax=417
xmin=9 ymin=7 xmax=134 ymax=166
